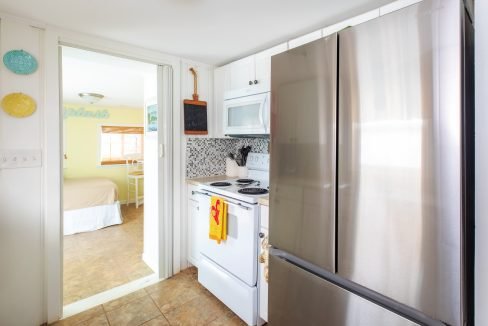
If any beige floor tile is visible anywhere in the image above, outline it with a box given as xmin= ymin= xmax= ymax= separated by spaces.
xmin=79 ymin=314 xmax=110 ymax=326
xmin=141 ymin=315 xmax=170 ymax=325
xmin=63 ymin=205 xmax=153 ymax=305
xmin=148 ymin=277 xmax=202 ymax=314
xmin=56 ymin=268 xmax=241 ymax=326
xmin=50 ymin=305 xmax=104 ymax=326
xmin=106 ymin=296 xmax=161 ymax=326
xmin=163 ymin=294 xmax=229 ymax=326
xmin=103 ymin=289 xmax=148 ymax=312
xmin=207 ymin=311 xmax=247 ymax=326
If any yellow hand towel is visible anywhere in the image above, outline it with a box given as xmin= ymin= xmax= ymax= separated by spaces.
xmin=209 ymin=196 xmax=228 ymax=244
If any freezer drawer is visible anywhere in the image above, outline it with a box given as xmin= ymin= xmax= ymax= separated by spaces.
xmin=269 ymin=34 xmax=337 ymax=273
xmin=268 ymin=255 xmax=418 ymax=326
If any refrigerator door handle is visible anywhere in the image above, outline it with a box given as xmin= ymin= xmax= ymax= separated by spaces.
xmin=269 ymin=248 xmax=447 ymax=326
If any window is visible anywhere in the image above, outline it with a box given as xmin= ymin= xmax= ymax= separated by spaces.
xmin=100 ymin=125 xmax=144 ymax=165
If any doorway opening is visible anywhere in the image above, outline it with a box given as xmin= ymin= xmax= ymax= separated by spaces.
xmin=60 ymin=45 xmax=169 ymax=315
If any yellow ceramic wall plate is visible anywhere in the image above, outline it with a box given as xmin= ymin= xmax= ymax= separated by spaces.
xmin=1 ymin=93 xmax=37 ymax=118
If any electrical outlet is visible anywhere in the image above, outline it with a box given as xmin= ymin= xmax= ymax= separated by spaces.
xmin=0 ymin=150 xmax=42 ymax=169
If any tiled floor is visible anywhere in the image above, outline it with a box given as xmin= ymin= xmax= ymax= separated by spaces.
xmin=64 ymin=204 xmax=153 ymax=304
xmin=52 ymin=267 xmax=246 ymax=326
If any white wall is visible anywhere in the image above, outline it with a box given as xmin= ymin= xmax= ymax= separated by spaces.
xmin=476 ymin=1 xmax=488 ymax=324
xmin=0 ymin=18 xmax=45 ymax=325
xmin=177 ymin=61 xmax=214 ymax=271
xmin=0 ymin=12 xmax=214 ymax=325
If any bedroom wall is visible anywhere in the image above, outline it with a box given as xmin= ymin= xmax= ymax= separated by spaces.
xmin=63 ymin=104 xmax=144 ymax=203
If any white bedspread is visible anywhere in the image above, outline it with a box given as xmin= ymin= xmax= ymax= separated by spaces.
xmin=64 ymin=201 xmax=122 ymax=235
xmin=63 ymin=177 xmax=122 ymax=235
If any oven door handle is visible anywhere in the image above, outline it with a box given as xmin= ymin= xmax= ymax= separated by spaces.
xmin=192 ymin=190 xmax=252 ymax=211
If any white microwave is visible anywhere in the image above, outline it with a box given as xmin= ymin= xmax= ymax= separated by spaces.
xmin=223 ymin=92 xmax=270 ymax=136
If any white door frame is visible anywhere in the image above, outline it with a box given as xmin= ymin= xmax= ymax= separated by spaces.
xmin=43 ymin=28 xmax=182 ymax=324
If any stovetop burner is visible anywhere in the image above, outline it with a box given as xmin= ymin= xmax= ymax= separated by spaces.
xmin=238 ymin=187 xmax=269 ymax=195
xmin=236 ymin=179 xmax=255 ymax=184
xmin=210 ymin=182 xmax=232 ymax=187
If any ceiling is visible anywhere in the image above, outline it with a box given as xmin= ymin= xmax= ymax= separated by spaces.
xmin=0 ymin=0 xmax=394 ymax=65
xmin=62 ymin=46 xmax=156 ymax=107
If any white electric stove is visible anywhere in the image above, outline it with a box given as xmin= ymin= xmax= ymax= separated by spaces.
xmin=200 ymin=153 xmax=270 ymax=204
xmin=197 ymin=153 xmax=269 ymax=326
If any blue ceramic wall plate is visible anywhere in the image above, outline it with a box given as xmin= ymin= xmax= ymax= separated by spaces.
xmin=3 ymin=50 xmax=38 ymax=75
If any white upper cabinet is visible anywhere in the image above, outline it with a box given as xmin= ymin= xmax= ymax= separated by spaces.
xmin=213 ymin=66 xmax=227 ymax=138
xmin=254 ymin=42 xmax=288 ymax=94
xmin=223 ymin=43 xmax=287 ymax=100
xmin=225 ymin=56 xmax=255 ymax=97
xmin=288 ymin=30 xmax=323 ymax=49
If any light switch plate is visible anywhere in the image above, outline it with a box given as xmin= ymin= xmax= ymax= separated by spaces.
xmin=0 ymin=150 xmax=42 ymax=169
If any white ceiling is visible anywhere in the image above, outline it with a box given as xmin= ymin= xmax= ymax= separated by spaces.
xmin=62 ymin=46 xmax=156 ymax=107
xmin=0 ymin=0 xmax=394 ymax=65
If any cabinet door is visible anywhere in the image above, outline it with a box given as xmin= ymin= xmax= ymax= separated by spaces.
xmin=225 ymin=56 xmax=255 ymax=97
xmin=187 ymin=198 xmax=200 ymax=266
xmin=255 ymin=43 xmax=288 ymax=94
xmin=213 ymin=66 xmax=227 ymax=138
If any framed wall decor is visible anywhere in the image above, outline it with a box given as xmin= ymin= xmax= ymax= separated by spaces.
xmin=146 ymin=101 xmax=158 ymax=133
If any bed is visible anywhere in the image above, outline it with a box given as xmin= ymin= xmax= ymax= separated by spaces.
xmin=63 ymin=178 xmax=123 ymax=235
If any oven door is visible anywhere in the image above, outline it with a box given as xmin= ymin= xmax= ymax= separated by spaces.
xmin=200 ymin=193 xmax=259 ymax=286
xmin=224 ymin=92 xmax=269 ymax=136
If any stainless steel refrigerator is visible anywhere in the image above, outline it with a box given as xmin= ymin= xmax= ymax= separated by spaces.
xmin=268 ymin=1 xmax=474 ymax=325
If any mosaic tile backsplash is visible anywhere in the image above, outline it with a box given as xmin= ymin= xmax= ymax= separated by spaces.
xmin=186 ymin=137 xmax=270 ymax=178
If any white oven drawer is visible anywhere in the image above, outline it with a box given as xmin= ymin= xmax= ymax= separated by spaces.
xmin=201 ymin=196 xmax=259 ymax=286
xmin=199 ymin=257 xmax=257 ymax=326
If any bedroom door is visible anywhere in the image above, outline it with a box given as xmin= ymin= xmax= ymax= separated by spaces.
xmin=143 ymin=64 xmax=174 ymax=278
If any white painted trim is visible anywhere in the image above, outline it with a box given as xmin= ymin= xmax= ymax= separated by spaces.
xmin=44 ymin=28 xmax=63 ymax=323
xmin=40 ymin=22 xmax=209 ymax=324
xmin=379 ymin=0 xmax=423 ymax=16
xmin=62 ymin=274 xmax=160 ymax=319
xmin=158 ymin=65 xmax=174 ymax=278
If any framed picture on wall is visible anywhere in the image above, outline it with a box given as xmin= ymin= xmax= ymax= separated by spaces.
xmin=146 ymin=102 xmax=158 ymax=133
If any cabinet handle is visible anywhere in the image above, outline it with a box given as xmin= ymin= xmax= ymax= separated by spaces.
xmin=254 ymin=80 xmax=258 ymax=84
xmin=259 ymin=232 xmax=265 ymax=238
